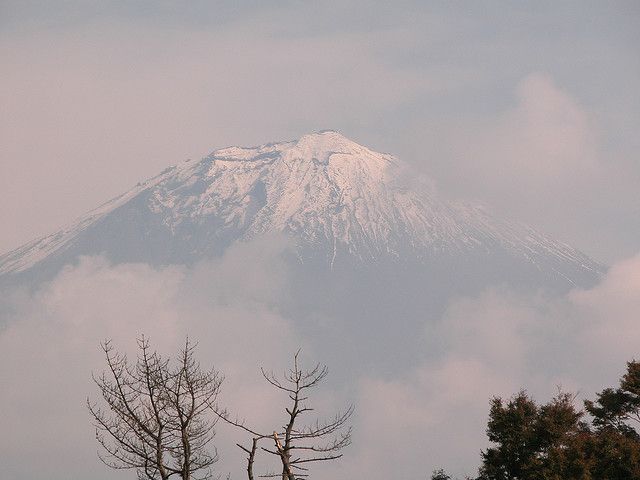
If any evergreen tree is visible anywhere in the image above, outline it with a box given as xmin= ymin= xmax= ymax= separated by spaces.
xmin=431 ymin=468 xmax=452 ymax=480
xmin=584 ymin=360 xmax=640 ymax=479
xmin=433 ymin=360 xmax=640 ymax=480
xmin=477 ymin=391 xmax=588 ymax=480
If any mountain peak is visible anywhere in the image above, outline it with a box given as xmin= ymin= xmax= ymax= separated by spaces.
xmin=211 ymin=130 xmax=389 ymax=172
xmin=289 ymin=130 xmax=386 ymax=170
xmin=0 ymin=133 xmax=604 ymax=290
xmin=292 ymin=130 xmax=371 ymax=164
xmin=298 ymin=129 xmax=352 ymax=144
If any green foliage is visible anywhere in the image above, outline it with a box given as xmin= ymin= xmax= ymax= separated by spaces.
xmin=470 ymin=360 xmax=640 ymax=480
xmin=584 ymin=427 xmax=640 ymax=479
xmin=583 ymin=360 xmax=640 ymax=479
xmin=477 ymin=390 xmax=588 ymax=480
xmin=586 ymin=360 xmax=640 ymax=437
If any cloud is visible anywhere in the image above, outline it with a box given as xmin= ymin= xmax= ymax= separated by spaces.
xmin=431 ymin=73 xmax=600 ymax=205
xmin=331 ymin=252 xmax=640 ymax=479
xmin=505 ymin=73 xmax=598 ymax=178
xmin=0 ymin=237 xmax=306 ymax=479
xmin=569 ymin=253 xmax=640 ymax=369
xmin=411 ymin=70 xmax=640 ymax=263
xmin=1 ymin=249 xmax=639 ymax=479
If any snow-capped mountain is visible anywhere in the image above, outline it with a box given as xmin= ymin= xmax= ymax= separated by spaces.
xmin=0 ymin=131 xmax=603 ymax=288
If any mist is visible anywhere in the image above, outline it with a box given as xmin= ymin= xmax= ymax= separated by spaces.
xmin=2 ymin=236 xmax=638 ymax=478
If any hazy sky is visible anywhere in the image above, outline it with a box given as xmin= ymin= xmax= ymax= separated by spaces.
xmin=1 ymin=1 xmax=639 ymax=263
xmin=1 ymin=3 xmax=640 ymax=479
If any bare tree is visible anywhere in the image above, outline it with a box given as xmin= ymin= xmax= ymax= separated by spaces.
xmin=218 ymin=351 xmax=353 ymax=480
xmin=87 ymin=336 xmax=223 ymax=480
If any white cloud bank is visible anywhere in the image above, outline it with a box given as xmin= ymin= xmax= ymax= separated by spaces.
xmin=0 ymin=238 xmax=307 ymax=479
xmin=426 ymin=72 xmax=601 ymax=220
xmin=336 ymin=253 xmax=640 ymax=479
xmin=1 ymin=250 xmax=639 ymax=479
xmin=416 ymin=72 xmax=639 ymax=263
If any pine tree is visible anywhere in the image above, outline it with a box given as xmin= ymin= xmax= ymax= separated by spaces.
xmin=584 ymin=360 xmax=640 ymax=479
xmin=477 ymin=391 xmax=588 ymax=480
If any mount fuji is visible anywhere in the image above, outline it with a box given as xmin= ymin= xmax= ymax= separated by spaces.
xmin=0 ymin=130 xmax=603 ymax=291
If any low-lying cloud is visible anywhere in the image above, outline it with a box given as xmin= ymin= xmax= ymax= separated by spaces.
xmin=338 ymin=253 xmax=640 ymax=479
xmin=0 ymin=237 xmax=306 ymax=479
xmin=1 ymin=248 xmax=639 ymax=479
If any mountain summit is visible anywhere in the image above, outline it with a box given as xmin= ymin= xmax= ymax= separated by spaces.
xmin=0 ymin=131 xmax=603 ymax=289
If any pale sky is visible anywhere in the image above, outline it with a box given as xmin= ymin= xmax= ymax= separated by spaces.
xmin=1 ymin=3 xmax=640 ymax=479
xmin=1 ymin=1 xmax=639 ymax=263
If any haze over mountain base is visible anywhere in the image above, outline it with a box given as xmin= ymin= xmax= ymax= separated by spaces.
xmin=1 ymin=247 xmax=638 ymax=479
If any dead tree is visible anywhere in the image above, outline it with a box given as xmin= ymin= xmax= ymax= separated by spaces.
xmin=87 ymin=336 xmax=223 ymax=480
xmin=218 ymin=351 xmax=353 ymax=479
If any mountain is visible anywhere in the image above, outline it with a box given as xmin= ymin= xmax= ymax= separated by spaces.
xmin=0 ymin=130 xmax=603 ymax=290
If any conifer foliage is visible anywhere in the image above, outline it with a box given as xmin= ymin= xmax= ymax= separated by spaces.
xmin=584 ymin=360 xmax=640 ymax=479
xmin=477 ymin=361 xmax=640 ymax=480
xmin=433 ymin=360 xmax=640 ymax=480
xmin=477 ymin=391 xmax=589 ymax=479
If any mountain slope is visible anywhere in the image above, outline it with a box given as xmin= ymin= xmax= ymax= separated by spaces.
xmin=0 ymin=131 xmax=604 ymax=288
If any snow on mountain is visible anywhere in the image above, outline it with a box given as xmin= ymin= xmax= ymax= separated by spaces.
xmin=0 ymin=130 xmax=604 ymax=287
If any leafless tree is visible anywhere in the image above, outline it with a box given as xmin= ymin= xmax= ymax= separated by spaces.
xmin=87 ymin=336 xmax=223 ymax=480
xmin=218 ymin=351 xmax=353 ymax=480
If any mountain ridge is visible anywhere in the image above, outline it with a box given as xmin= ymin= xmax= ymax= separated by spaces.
xmin=0 ymin=131 xmax=604 ymax=289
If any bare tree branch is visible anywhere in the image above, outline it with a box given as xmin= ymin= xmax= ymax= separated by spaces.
xmin=88 ymin=336 xmax=223 ymax=480
xmin=217 ymin=350 xmax=353 ymax=479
